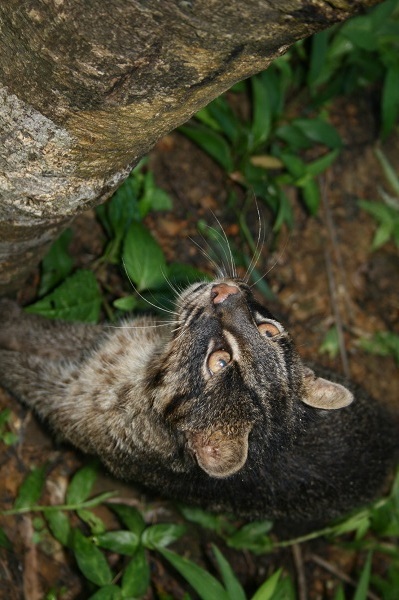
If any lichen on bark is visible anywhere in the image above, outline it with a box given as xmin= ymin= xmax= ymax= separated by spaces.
xmin=0 ymin=0 xmax=383 ymax=293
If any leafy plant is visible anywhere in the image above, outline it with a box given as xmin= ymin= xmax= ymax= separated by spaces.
xmin=359 ymin=331 xmax=399 ymax=365
xmin=96 ymin=158 xmax=173 ymax=265
xmin=26 ymin=269 xmax=102 ymax=323
xmin=2 ymin=456 xmax=398 ymax=598
xmin=180 ymin=67 xmax=342 ymax=230
xmin=358 ymin=148 xmax=399 ymax=250
xmin=180 ymin=1 xmax=399 ymax=232
xmin=0 ymin=408 xmax=19 ymax=446
xmin=307 ymin=0 xmax=399 ymax=139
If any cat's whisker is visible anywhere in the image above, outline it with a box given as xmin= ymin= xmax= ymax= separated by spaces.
xmin=249 ymin=233 xmax=290 ymax=289
xmin=106 ymin=321 xmax=177 ymax=330
xmin=208 ymin=210 xmax=237 ymax=279
xmin=122 ymin=259 xmax=179 ymax=317
xmin=160 ymin=267 xmax=181 ymax=297
xmin=243 ymin=202 xmax=265 ymax=283
xmin=203 ymin=224 xmax=233 ymax=279
xmin=189 ymin=236 xmax=225 ymax=278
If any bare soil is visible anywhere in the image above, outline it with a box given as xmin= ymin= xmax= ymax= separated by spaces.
xmin=0 ymin=93 xmax=398 ymax=599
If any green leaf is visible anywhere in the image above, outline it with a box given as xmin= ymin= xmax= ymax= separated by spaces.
xmin=66 ymin=464 xmax=98 ymax=505
xmin=14 ymin=466 xmax=46 ymax=510
xmin=319 ymin=326 xmax=340 ymax=359
xmin=359 ymin=331 xmax=399 ymax=365
xmin=0 ymin=408 xmax=11 ymax=429
xmin=375 ymin=147 xmax=399 ymax=196
xmin=0 ymin=527 xmax=12 ymax=550
xmin=251 ymin=73 xmax=273 ymax=148
xmin=141 ymin=523 xmax=185 ymax=550
xmin=123 ymin=221 xmax=167 ymax=291
xmin=381 ymin=64 xmax=399 ymax=139
xmin=179 ymin=125 xmax=234 ymax=173
xmin=251 ymin=568 xmax=282 ymax=600
xmin=139 ymin=171 xmax=173 ymax=218
xmin=306 ymin=149 xmax=340 ymax=177
xmin=292 ymin=118 xmax=342 ymax=149
xmin=333 ymin=584 xmax=346 ymax=600
xmin=109 ymin=504 xmax=146 ymax=536
xmin=353 ymin=553 xmax=372 ymax=600
xmin=301 ymin=178 xmax=320 ymax=215
xmin=121 ymin=545 xmax=150 ymax=597
xmin=97 ymin=169 xmax=142 ymax=237
xmin=72 ymin=529 xmax=113 ymax=587
xmin=279 ymin=153 xmax=306 ymax=179
xmin=3 ymin=431 xmax=19 ymax=446
xmin=159 ymin=548 xmax=229 ymax=600
xmin=88 ymin=585 xmax=122 ymax=600
xmin=77 ymin=509 xmax=106 ymax=535
xmin=168 ymin=263 xmax=209 ymax=287
xmin=276 ymin=124 xmax=312 ymax=151
xmin=202 ymin=96 xmax=242 ymax=145
xmin=307 ymin=30 xmax=330 ymax=89
xmin=25 ymin=270 xmax=102 ymax=323
xmin=95 ymin=530 xmax=140 ymax=555
xmin=273 ymin=188 xmax=294 ymax=232
xmin=227 ymin=520 xmax=274 ymax=553
xmin=39 ymin=229 xmax=74 ymax=296
xmin=113 ymin=295 xmax=138 ymax=311
xmin=179 ymin=505 xmax=232 ymax=534
xmin=45 ymin=510 xmax=71 ymax=546
xmin=212 ymin=545 xmax=246 ymax=600
xmin=332 ymin=509 xmax=371 ymax=538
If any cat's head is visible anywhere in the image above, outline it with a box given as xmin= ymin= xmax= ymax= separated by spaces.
xmin=146 ymin=278 xmax=353 ymax=478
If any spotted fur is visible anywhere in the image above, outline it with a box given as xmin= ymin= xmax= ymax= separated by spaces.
xmin=0 ymin=279 xmax=397 ymax=527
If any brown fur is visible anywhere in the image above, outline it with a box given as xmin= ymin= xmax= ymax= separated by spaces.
xmin=0 ymin=279 xmax=397 ymax=527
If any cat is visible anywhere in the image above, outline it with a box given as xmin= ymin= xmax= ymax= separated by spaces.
xmin=0 ymin=277 xmax=397 ymax=528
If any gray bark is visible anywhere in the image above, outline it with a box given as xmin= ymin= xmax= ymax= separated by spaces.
xmin=0 ymin=0 xmax=381 ymax=293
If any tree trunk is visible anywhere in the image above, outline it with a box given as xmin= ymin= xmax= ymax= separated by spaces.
xmin=0 ymin=0 xmax=381 ymax=293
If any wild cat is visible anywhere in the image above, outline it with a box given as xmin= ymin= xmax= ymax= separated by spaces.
xmin=0 ymin=249 xmax=397 ymax=528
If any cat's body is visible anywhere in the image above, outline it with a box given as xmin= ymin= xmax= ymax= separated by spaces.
xmin=0 ymin=279 xmax=397 ymax=527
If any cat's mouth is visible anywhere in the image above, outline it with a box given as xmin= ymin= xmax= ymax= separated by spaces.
xmin=186 ymin=425 xmax=251 ymax=478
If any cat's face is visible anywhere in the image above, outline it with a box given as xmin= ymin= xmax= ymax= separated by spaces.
xmin=145 ymin=278 xmax=301 ymax=476
xmin=146 ymin=278 xmax=353 ymax=479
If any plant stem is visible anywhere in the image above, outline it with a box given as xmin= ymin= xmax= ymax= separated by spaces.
xmin=1 ymin=491 xmax=117 ymax=516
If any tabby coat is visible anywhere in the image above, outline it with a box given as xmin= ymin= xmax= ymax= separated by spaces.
xmin=0 ymin=279 xmax=397 ymax=526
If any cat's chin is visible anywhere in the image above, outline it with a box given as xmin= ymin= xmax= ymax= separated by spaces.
xmin=186 ymin=426 xmax=251 ymax=478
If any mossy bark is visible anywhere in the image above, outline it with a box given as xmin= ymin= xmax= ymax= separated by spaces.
xmin=0 ymin=0 xmax=381 ymax=293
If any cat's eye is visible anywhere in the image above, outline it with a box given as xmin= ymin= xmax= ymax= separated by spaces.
xmin=207 ymin=350 xmax=231 ymax=375
xmin=258 ymin=322 xmax=280 ymax=338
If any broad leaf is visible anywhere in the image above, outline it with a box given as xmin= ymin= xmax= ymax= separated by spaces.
xmin=25 ymin=270 xmax=102 ymax=323
xmin=14 ymin=466 xmax=46 ymax=510
xmin=95 ymin=530 xmax=140 ymax=555
xmin=46 ymin=510 xmax=71 ymax=546
xmin=123 ymin=221 xmax=167 ymax=291
xmin=109 ymin=504 xmax=146 ymax=536
xmin=73 ymin=529 xmax=113 ymax=587
xmin=212 ymin=545 xmax=246 ymax=600
xmin=251 ymin=569 xmax=282 ymax=600
xmin=121 ymin=546 xmax=150 ymax=597
xmin=39 ymin=229 xmax=73 ymax=296
xmin=141 ymin=523 xmax=185 ymax=550
xmin=159 ymin=548 xmax=229 ymax=600
xmin=66 ymin=464 xmax=98 ymax=505
xmin=179 ymin=125 xmax=234 ymax=173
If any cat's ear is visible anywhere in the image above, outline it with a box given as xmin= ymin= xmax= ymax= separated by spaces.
xmin=187 ymin=427 xmax=250 ymax=478
xmin=301 ymin=367 xmax=354 ymax=410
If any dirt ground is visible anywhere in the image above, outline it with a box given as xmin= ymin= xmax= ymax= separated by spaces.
xmin=0 ymin=92 xmax=398 ymax=599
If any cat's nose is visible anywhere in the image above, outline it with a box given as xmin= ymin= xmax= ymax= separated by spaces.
xmin=211 ymin=283 xmax=239 ymax=305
